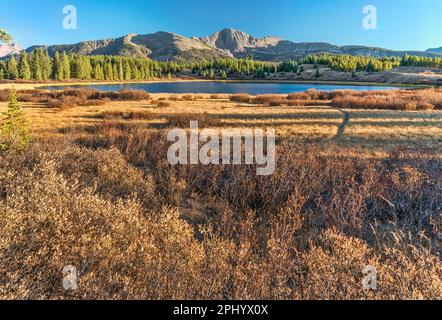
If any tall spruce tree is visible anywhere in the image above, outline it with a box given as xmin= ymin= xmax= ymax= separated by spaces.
xmin=0 ymin=89 xmax=30 ymax=150
xmin=31 ymin=50 xmax=43 ymax=81
xmin=53 ymin=51 xmax=63 ymax=80
xmin=18 ymin=51 xmax=31 ymax=80
xmin=124 ymin=60 xmax=131 ymax=80
xmin=61 ymin=52 xmax=71 ymax=80
xmin=7 ymin=55 xmax=18 ymax=80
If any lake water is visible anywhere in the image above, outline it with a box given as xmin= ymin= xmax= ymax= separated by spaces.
xmin=41 ymin=81 xmax=401 ymax=95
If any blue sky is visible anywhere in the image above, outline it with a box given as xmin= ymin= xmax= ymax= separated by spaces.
xmin=0 ymin=0 xmax=441 ymax=51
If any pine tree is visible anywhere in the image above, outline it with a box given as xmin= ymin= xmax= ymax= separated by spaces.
xmin=104 ymin=62 xmax=113 ymax=81
xmin=0 ymin=63 xmax=5 ymax=80
xmin=41 ymin=49 xmax=52 ymax=80
xmin=53 ymin=51 xmax=63 ymax=80
xmin=61 ymin=52 xmax=71 ymax=80
xmin=93 ymin=63 xmax=104 ymax=80
xmin=30 ymin=50 xmax=42 ymax=81
xmin=124 ymin=60 xmax=131 ymax=80
xmin=112 ymin=63 xmax=119 ymax=81
xmin=0 ymin=89 xmax=30 ymax=151
xmin=118 ymin=59 xmax=124 ymax=80
xmin=7 ymin=55 xmax=18 ymax=80
xmin=18 ymin=51 xmax=31 ymax=80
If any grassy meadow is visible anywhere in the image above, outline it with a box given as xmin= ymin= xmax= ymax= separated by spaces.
xmin=0 ymin=85 xmax=441 ymax=299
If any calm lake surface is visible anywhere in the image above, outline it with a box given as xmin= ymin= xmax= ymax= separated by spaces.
xmin=41 ymin=81 xmax=402 ymax=94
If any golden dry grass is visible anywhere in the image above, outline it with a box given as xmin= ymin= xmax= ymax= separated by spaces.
xmin=1 ymin=92 xmax=441 ymax=150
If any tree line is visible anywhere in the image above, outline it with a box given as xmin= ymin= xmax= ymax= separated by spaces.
xmin=0 ymin=49 xmax=279 ymax=81
xmin=301 ymin=54 xmax=401 ymax=72
xmin=2 ymin=49 xmax=442 ymax=81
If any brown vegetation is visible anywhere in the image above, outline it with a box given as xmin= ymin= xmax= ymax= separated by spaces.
xmin=0 ymin=122 xmax=440 ymax=299
xmin=165 ymin=113 xmax=222 ymax=128
xmin=229 ymin=88 xmax=442 ymax=111
xmin=0 ymin=88 xmax=441 ymax=300
xmin=331 ymin=88 xmax=442 ymax=111
xmin=0 ymin=88 xmax=151 ymax=109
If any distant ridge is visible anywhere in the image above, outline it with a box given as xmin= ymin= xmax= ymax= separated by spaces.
xmin=19 ymin=28 xmax=442 ymax=61
xmin=426 ymin=47 xmax=442 ymax=55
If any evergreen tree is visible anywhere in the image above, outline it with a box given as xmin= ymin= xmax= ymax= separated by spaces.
xmin=18 ymin=51 xmax=31 ymax=80
xmin=104 ymin=62 xmax=113 ymax=81
xmin=7 ymin=55 xmax=18 ymax=80
xmin=118 ymin=59 xmax=124 ymax=80
xmin=53 ymin=51 xmax=63 ymax=80
xmin=30 ymin=50 xmax=42 ymax=81
xmin=41 ymin=49 xmax=52 ymax=80
xmin=124 ymin=60 xmax=131 ymax=80
xmin=0 ymin=63 xmax=5 ymax=79
xmin=61 ymin=52 xmax=71 ymax=80
xmin=0 ymin=89 xmax=30 ymax=150
xmin=69 ymin=53 xmax=78 ymax=79
xmin=93 ymin=63 xmax=104 ymax=80
xmin=112 ymin=63 xmax=119 ymax=81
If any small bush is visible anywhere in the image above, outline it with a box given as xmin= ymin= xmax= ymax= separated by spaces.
xmin=101 ymin=111 xmax=158 ymax=121
xmin=182 ymin=94 xmax=196 ymax=101
xmin=157 ymin=101 xmax=171 ymax=108
xmin=118 ymin=89 xmax=151 ymax=101
xmin=230 ymin=93 xmax=252 ymax=103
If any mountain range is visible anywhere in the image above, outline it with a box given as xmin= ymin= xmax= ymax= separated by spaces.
xmin=2 ymin=28 xmax=442 ymax=61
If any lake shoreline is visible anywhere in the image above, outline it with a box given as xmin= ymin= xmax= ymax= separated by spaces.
xmin=0 ymin=78 xmax=429 ymax=92
xmin=37 ymin=81 xmax=418 ymax=95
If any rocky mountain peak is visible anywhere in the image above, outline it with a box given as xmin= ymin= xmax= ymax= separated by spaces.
xmin=199 ymin=28 xmax=282 ymax=53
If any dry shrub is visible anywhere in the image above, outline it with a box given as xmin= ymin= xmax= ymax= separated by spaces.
xmin=210 ymin=94 xmax=221 ymax=99
xmin=61 ymin=88 xmax=100 ymax=100
xmin=117 ymin=89 xmax=150 ymax=101
xmin=331 ymin=88 xmax=442 ymax=111
xmin=168 ymin=95 xmax=182 ymax=101
xmin=254 ymin=95 xmax=287 ymax=107
xmin=0 ymin=124 xmax=440 ymax=300
xmin=101 ymin=111 xmax=158 ymax=121
xmin=0 ymin=89 xmax=10 ymax=102
xmin=47 ymin=96 xmax=83 ymax=110
xmin=5 ymin=88 xmax=151 ymax=110
xmin=182 ymin=94 xmax=196 ymax=101
xmin=230 ymin=93 xmax=252 ymax=104
xmin=157 ymin=101 xmax=171 ymax=108
xmin=0 ymin=158 xmax=204 ymax=299
xmin=287 ymin=89 xmax=332 ymax=101
xmin=297 ymin=228 xmax=442 ymax=300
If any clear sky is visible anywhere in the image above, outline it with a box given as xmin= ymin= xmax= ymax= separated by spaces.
xmin=1 ymin=0 xmax=441 ymax=51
